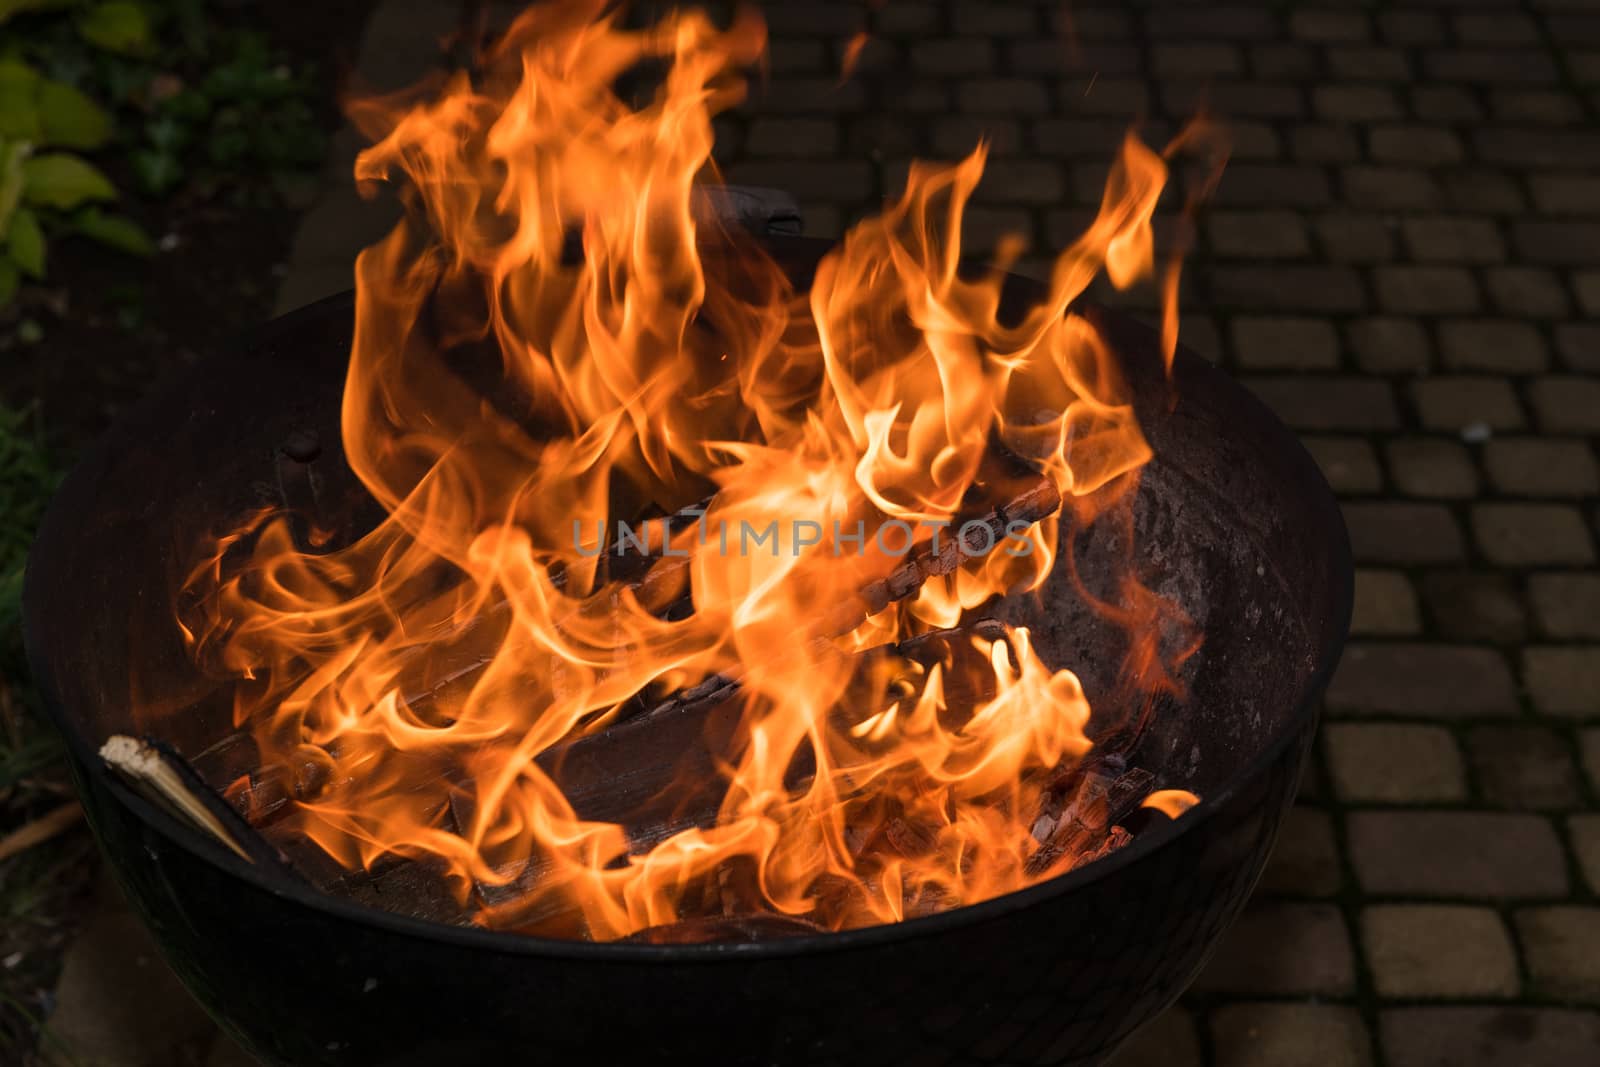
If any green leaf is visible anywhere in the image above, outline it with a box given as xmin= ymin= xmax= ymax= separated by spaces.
xmin=161 ymin=87 xmax=210 ymax=125
xmin=0 ymin=60 xmax=41 ymax=142
xmin=130 ymin=148 xmax=179 ymax=194
xmin=0 ymin=140 xmax=30 ymax=235
xmin=207 ymin=123 xmax=249 ymax=167
xmin=20 ymin=153 xmax=116 ymax=209
xmin=37 ymin=79 xmax=111 ymax=150
xmin=5 ymin=206 xmax=43 ymax=277
xmin=0 ymin=259 xmax=16 ymax=305
xmin=73 ymin=207 xmax=151 ymax=255
xmin=77 ymin=2 xmax=150 ymax=55
xmin=144 ymin=112 xmax=189 ymax=152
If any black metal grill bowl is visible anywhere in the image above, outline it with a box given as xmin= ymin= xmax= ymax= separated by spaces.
xmin=24 ymin=237 xmax=1350 ymax=1067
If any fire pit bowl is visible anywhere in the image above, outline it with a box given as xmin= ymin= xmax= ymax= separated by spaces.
xmin=25 ymin=237 xmax=1349 ymax=1067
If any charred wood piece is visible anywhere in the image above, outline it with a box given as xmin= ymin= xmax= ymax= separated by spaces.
xmin=1025 ymin=767 xmax=1154 ymax=876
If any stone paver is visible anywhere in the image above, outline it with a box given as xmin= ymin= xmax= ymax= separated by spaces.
xmin=1571 ymin=814 xmax=1600 ymax=894
xmin=1523 ymin=647 xmax=1600 ymax=719
xmin=1305 ymin=437 xmax=1383 ymax=495
xmin=1419 ymin=572 xmax=1526 ymax=644
xmin=1473 ymin=504 xmax=1596 ymax=566
xmin=1194 ymin=901 xmax=1356 ymax=996
xmin=1382 ymin=1008 xmax=1600 ymax=1067
xmin=1413 ymin=378 xmax=1525 ymax=432
xmin=1232 ymin=317 xmax=1339 ymax=369
xmin=1484 ymin=439 xmax=1600 ymax=498
xmin=1585 ymin=730 xmax=1600 ymax=792
xmin=42 ymin=893 xmax=217 ymax=1067
xmin=1343 ymin=503 xmax=1465 ymax=564
xmin=1326 ymin=644 xmax=1518 ymax=718
xmin=1348 ymin=812 xmax=1568 ymax=898
xmin=1105 ymin=1007 xmax=1202 ymax=1067
xmin=1211 ymin=1004 xmax=1372 ymax=1067
xmin=1529 ymin=377 xmax=1600 ymax=434
xmin=1325 ymin=723 xmax=1465 ymax=804
xmin=1257 ymin=806 xmax=1343 ymax=897
xmin=1529 ymin=574 xmax=1600 ymax=639
xmin=1516 ymin=907 xmax=1600 ymax=1004
xmin=1351 ymin=569 xmax=1421 ymax=635
xmin=1363 ymin=905 xmax=1520 ymax=999
xmin=1347 ymin=318 xmax=1429 ymax=373
xmin=1467 ymin=726 xmax=1583 ymax=810
xmin=1389 ymin=439 xmax=1481 ymax=499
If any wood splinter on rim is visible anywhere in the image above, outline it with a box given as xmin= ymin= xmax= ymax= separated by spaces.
xmin=99 ymin=734 xmax=298 ymax=874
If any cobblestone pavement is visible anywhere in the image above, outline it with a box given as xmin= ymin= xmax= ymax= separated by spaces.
xmin=760 ymin=1 xmax=1600 ymax=1064
xmin=47 ymin=0 xmax=1600 ymax=1064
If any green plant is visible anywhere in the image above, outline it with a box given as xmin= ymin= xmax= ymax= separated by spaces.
xmin=0 ymin=401 xmax=68 ymax=895
xmin=0 ymin=380 xmax=95 ymax=1067
xmin=0 ymin=1 xmax=155 ymax=304
xmin=0 ymin=403 xmax=57 ymax=646
xmin=131 ymin=25 xmax=325 ymax=197
xmin=1 ymin=1 xmax=329 ymax=306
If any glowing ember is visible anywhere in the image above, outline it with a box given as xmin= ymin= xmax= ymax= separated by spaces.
xmin=174 ymin=1 xmax=1217 ymax=941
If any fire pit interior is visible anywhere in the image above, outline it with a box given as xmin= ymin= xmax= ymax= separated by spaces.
xmin=23 ymin=4 xmax=1350 ymax=1065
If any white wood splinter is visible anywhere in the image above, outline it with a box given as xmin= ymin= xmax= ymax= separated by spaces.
xmin=100 ymin=734 xmax=255 ymax=864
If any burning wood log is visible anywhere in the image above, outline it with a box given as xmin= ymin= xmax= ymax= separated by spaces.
xmin=188 ymin=731 xmax=351 ymax=831
xmin=170 ymin=441 xmax=1150 ymax=941
xmin=237 ymin=617 xmax=1006 ymax=925
xmin=249 ymin=437 xmax=1062 ymax=752
xmin=605 ymin=448 xmax=1058 ymax=723
xmin=195 ymin=440 xmax=1063 ymax=832
xmin=450 ymin=617 xmax=1155 ymax=937
xmin=616 ymin=437 xmax=1060 ymax=619
xmin=164 ymin=600 xmax=1165 ymax=941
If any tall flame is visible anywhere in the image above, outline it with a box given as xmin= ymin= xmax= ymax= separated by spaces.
xmin=177 ymin=1 xmax=1210 ymax=940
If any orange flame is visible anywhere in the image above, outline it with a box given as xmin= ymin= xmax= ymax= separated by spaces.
xmin=176 ymin=2 xmax=1209 ymax=940
xmin=839 ymin=31 xmax=870 ymax=85
xmin=1143 ymin=790 xmax=1199 ymax=819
